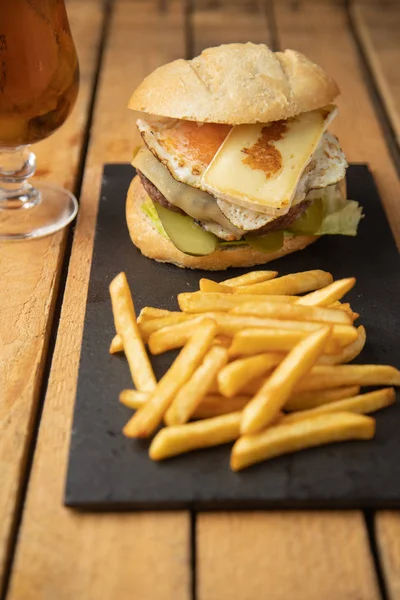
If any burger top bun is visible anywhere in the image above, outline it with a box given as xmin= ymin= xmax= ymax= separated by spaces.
xmin=128 ymin=43 xmax=340 ymax=126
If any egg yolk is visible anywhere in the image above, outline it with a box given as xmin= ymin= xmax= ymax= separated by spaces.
xmin=160 ymin=121 xmax=231 ymax=171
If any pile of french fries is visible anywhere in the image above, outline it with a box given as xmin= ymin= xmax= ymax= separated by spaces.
xmin=109 ymin=269 xmax=399 ymax=471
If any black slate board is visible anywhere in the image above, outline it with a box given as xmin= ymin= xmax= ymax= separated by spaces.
xmin=66 ymin=164 xmax=400 ymax=510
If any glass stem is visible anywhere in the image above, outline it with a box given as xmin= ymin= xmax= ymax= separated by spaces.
xmin=0 ymin=146 xmax=40 ymax=210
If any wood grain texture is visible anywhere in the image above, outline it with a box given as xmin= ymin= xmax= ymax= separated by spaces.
xmin=7 ymin=3 xmax=190 ymax=600
xmin=352 ymin=2 xmax=400 ymax=145
xmin=275 ymin=0 xmax=400 ymax=247
xmin=376 ymin=512 xmax=400 ymax=600
xmin=194 ymin=3 xmax=380 ymax=598
xmin=197 ymin=512 xmax=380 ymax=600
xmin=0 ymin=2 xmax=103 ymax=592
xmin=192 ymin=0 xmax=270 ymax=55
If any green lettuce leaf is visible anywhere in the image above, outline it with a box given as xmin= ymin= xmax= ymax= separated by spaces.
xmin=141 ymin=196 xmax=169 ymax=239
xmin=301 ymin=185 xmax=364 ymax=236
xmin=315 ymin=200 xmax=364 ymax=236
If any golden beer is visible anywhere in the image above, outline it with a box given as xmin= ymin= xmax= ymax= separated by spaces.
xmin=0 ymin=0 xmax=79 ymax=147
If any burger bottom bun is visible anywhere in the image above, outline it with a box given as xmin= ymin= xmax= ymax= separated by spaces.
xmin=126 ymin=176 xmax=319 ymax=271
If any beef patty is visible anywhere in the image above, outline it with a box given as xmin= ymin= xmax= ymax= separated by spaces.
xmin=137 ymin=170 xmax=311 ymax=236
xmin=256 ymin=200 xmax=311 ymax=234
xmin=138 ymin=170 xmax=184 ymax=214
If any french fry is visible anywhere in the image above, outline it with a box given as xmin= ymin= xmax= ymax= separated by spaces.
xmin=212 ymin=313 xmax=355 ymax=339
xmin=234 ymin=270 xmax=333 ymax=296
xmin=285 ymin=385 xmax=361 ymax=411
xmin=110 ymin=334 xmax=123 ymax=354
xmin=141 ymin=330 xmax=245 ymax=354
xmin=194 ymin=395 xmax=251 ymax=419
xmin=178 ymin=292 xmax=298 ymax=313
xmin=199 ymin=279 xmax=233 ymax=293
xmin=231 ymin=323 xmax=358 ymax=355
xmin=231 ymin=412 xmax=375 ymax=471
xmin=218 ymin=353 xmax=284 ymax=398
xmin=165 ymin=346 xmax=229 ymax=425
xmin=221 ymin=270 xmax=278 ymax=287
xmin=144 ymin=310 xmax=356 ymax=344
xmin=329 ymin=301 xmax=359 ymax=320
xmin=208 ymin=378 xmax=226 ymax=394
xmin=295 ymin=364 xmax=400 ymax=392
xmin=139 ymin=313 xmax=195 ymax=342
xmin=281 ymin=388 xmax=396 ymax=425
xmin=120 ymin=389 xmax=148 ymax=409
xmin=149 ymin=412 xmax=242 ymax=460
xmin=229 ymin=328 xmax=344 ymax=357
xmin=336 ymin=302 xmax=353 ymax=314
xmin=213 ymin=317 xmax=354 ymax=343
xmin=109 ymin=273 xmax=157 ymax=392
xmin=231 ymin=301 xmax=352 ymax=325
xmin=332 ymin=303 xmax=359 ymax=322
xmin=318 ymin=325 xmax=366 ymax=365
xmin=212 ymin=335 xmax=232 ymax=348
xmin=297 ymin=278 xmax=356 ymax=306
xmin=241 ymin=327 xmax=332 ymax=434
xmin=123 ymin=319 xmax=217 ymax=437
xmin=234 ymin=365 xmax=400 ymax=395
xmin=148 ymin=316 xmax=209 ymax=355
xmin=137 ymin=307 xmax=177 ymax=323
xmin=120 ymin=390 xmax=252 ymax=419
xmin=213 ymin=377 xmax=362 ymax=402
xmin=120 ymin=374 xmax=387 ymax=420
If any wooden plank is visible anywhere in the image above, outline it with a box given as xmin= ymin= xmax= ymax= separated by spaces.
xmin=6 ymin=2 xmax=190 ymax=600
xmin=0 ymin=1 xmax=103 ymax=593
xmin=194 ymin=2 xmax=381 ymax=598
xmin=352 ymin=2 xmax=400 ymax=145
xmin=376 ymin=512 xmax=400 ymax=600
xmin=275 ymin=1 xmax=400 ymax=247
xmin=192 ymin=0 xmax=269 ymax=53
xmin=198 ymin=513 xmax=379 ymax=600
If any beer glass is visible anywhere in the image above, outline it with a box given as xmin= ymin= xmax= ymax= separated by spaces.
xmin=0 ymin=0 xmax=79 ymax=240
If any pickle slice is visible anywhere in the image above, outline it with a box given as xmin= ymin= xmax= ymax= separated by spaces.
xmin=245 ymin=230 xmax=284 ymax=254
xmin=154 ymin=203 xmax=218 ymax=256
xmin=289 ymin=198 xmax=323 ymax=234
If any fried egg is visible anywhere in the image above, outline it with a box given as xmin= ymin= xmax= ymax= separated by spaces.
xmin=137 ymin=114 xmax=347 ymax=232
xmin=306 ymin=132 xmax=347 ymax=190
xmin=137 ymin=118 xmax=231 ymax=188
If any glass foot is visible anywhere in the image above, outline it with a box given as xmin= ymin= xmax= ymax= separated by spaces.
xmin=0 ymin=181 xmax=78 ymax=241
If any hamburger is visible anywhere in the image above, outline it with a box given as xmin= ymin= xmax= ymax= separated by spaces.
xmin=127 ymin=43 xmax=362 ymax=270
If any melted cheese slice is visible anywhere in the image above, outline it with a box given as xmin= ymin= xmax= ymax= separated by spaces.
xmin=132 ymin=147 xmax=242 ymax=238
xmin=202 ymin=106 xmax=337 ymax=216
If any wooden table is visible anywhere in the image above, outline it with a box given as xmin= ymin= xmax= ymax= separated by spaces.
xmin=1 ymin=1 xmax=400 ymax=598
